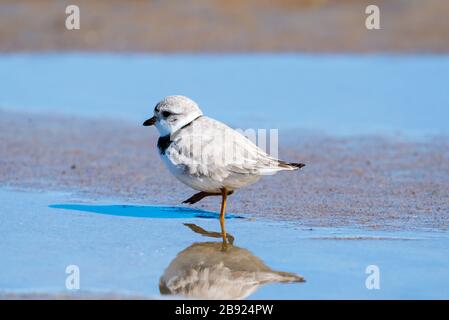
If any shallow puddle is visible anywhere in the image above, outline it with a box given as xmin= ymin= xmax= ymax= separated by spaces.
xmin=1 ymin=189 xmax=448 ymax=299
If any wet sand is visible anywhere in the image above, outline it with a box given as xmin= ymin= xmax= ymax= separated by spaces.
xmin=1 ymin=0 xmax=449 ymax=53
xmin=1 ymin=110 xmax=448 ymax=231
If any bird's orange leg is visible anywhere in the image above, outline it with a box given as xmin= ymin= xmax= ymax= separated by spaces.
xmin=219 ymin=188 xmax=228 ymax=249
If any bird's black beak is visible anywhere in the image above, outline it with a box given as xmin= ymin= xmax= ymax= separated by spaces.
xmin=143 ymin=116 xmax=157 ymax=126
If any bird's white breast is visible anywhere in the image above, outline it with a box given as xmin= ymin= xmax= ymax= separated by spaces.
xmin=160 ymin=148 xmax=225 ymax=193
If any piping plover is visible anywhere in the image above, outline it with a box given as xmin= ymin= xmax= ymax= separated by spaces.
xmin=143 ymin=96 xmax=305 ymax=246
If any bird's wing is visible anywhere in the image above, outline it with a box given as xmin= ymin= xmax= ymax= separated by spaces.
xmin=168 ymin=117 xmax=288 ymax=181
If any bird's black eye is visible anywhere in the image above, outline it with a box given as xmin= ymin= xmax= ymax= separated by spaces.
xmin=162 ymin=111 xmax=172 ymax=118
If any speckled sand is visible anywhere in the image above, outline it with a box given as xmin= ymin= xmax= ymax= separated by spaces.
xmin=1 ymin=110 xmax=448 ymax=231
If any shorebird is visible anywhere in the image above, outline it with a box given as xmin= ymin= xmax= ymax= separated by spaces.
xmin=143 ymin=96 xmax=305 ymax=246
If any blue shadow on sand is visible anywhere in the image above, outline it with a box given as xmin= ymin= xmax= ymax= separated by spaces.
xmin=49 ymin=204 xmax=244 ymax=219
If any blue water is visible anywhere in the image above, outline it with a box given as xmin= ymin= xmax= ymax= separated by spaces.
xmin=1 ymin=54 xmax=448 ymax=136
xmin=2 ymin=189 xmax=449 ymax=299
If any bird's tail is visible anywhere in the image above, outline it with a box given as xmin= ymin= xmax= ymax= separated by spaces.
xmin=278 ymin=160 xmax=306 ymax=170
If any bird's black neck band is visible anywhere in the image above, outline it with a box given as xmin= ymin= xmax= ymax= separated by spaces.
xmin=157 ymin=135 xmax=171 ymax=155
xmin=179 ymin=115 xmax=202 ymax=131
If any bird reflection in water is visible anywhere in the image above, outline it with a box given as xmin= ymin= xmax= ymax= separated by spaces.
xmin=159 ymin=223 xmax=304 ymax=299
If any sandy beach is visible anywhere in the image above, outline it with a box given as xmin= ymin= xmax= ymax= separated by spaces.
xmin=1 ymin=109 xmax=448 ymax=231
